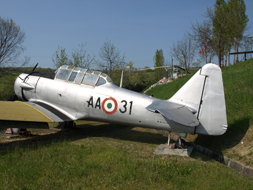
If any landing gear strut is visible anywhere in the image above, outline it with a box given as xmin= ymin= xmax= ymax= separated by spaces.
xmin=175 ymin=137 xmax=186 ymax=149
xmin=167 ymin=132 xmax=187 ymax=149
xmin=167 ymin=132 xmax=171 ymax=145
xmin=56 ymin=121 xmax=76 ymax=130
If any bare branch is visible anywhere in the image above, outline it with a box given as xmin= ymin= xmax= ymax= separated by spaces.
xmin=171 ymin=34 xmax=195 ymax=76
xmin=0 ymin=17 xmax=26 ymax=67
xmin=98 ymin=40 xmax=125 ymax=77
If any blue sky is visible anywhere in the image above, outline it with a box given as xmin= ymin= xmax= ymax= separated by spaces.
xmin=1 ymin=0 xmax=253 ymax=69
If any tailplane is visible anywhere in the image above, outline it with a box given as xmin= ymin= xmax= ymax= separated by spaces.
xmin=169 ymin=63 xmax=227 ymax=135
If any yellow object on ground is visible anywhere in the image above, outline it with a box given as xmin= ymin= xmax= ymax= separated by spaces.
xmin=0 ymin=101 xmax=53 ymax=122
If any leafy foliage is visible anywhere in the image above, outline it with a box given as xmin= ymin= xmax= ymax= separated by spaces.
xmin=154 ymin=49 xmax=165 ymax=80
xmin=191 ymin=61 xmax=201 ymax=68
xmin=52 ymin=43 xmax=96 ymax=69
xmin=110 ymin=61 xmax=156 ymax=92
xmin=228 ymin=0 xmax=249 ymax=63
xmin=188 ymin=0 xmax=249 ymax=67
xmin=204 ymin=0 xmax=248 ymax=67
xmin=52 ymin=46 xmax=68 ymax=68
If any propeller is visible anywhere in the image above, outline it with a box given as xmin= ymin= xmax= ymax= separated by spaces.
xmin=9 ymin=63 xmax=39 ymax=101
xmin=20 ymin=63 xmax=39 ymax=81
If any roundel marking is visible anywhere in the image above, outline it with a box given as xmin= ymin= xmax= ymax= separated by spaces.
xmin=102 ymin=97 xmax=118 ymax=115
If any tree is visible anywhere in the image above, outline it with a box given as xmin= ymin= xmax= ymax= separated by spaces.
xmin=99 ymin=40 xmax=125 ymax=77
xmin=205 ymin=0 xmax=248 ymax=66
xmin=228 ymin=0 xmax=248 ymax=64
xmin=206 ymin=0 xmax=232 ymax=67
xmin=192 ymin=60 xmax=201 ymax=68
xmin=190 ymin=20 xmax=215 ymax=64
xmin=126 ymin=61 xmax=134 ymax=83
xmin=0 ymin=17 xmax=27 ymax=67
xmin=52 ymin=46 xmax=68 ymax=68
xmin=243 ymin=36 xmax=253 ymax=59
xmin=70 ymin=43 xmax=96 ymax=68
xmin=126 ymin=61 xmax=134 ymax=70
xmin=153 ymin=49 xmax=165 ymax=80
xmin=171 ymin=34 xmax=195 ymax=76
xmin=52 ymin=43 xmax=96 ymax=69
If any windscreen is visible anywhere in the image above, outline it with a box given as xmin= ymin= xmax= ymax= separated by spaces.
xmin=55 ymin=69 xmax=71 ymax=80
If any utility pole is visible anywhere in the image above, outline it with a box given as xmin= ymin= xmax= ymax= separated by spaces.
xmin=250 ymin=37 xmax=253 ymax=59
xmin=171 ymin=57 xmax=174 ymax=80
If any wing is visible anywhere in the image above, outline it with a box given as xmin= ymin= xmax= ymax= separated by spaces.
xmin=0 ymin=101 xmax=73 ymax=125
xmin=146 ymin=100 xmax=199 ymax=127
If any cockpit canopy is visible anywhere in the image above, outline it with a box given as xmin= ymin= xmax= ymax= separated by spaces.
xmin=55 ymin=65 xmax=113 ymax=86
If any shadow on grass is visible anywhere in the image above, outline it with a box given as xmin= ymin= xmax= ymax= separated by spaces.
xmin=0 ymin=122 xmax=168 ymax=154
xmin=194 ymin=117 xmax=250 ymax=154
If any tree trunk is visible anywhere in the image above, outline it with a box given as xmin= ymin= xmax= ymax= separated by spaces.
xmin=225 ymin=54 xmax=227 ymax=67
xmin=184 ymin=61 xmax=188 ymax=77
xmin=236 ymin=43 xmax=239 ymax=63
xmin=218 ymin=36 xmax=222 ymax=68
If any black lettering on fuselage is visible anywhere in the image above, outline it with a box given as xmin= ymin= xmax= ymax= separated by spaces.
xmin=87 ymin=96 xmax=93 ymax=108
xmin=95 ymin=97 xmax=101 ymax=109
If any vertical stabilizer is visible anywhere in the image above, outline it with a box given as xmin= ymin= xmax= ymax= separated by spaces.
xmin=169 ymin=63 xmax=227 ymax=135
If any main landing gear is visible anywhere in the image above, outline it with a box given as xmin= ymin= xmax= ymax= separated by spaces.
xmin=167 ymin=132 xmax=187 ymax=149
xmin=56 ymin=121 xmax=76 ymax=130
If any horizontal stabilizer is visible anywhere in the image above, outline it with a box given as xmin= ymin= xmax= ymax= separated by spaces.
xmin=146 ymin=101 xmax=199 ymax=127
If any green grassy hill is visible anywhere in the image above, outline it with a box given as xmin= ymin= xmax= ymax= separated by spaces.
xmin=146 ymin=59 xmax=253 ymax=167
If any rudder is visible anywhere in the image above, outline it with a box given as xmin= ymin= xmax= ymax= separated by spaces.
xmin=169 ymin=63 xmax=227 ymax=135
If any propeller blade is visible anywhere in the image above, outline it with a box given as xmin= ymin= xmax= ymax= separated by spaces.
xmin=32 ymin=63 xmax=39 ymax=72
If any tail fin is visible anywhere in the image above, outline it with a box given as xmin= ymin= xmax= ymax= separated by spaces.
xmin=169 ymin=63 xmax=227 ymax=135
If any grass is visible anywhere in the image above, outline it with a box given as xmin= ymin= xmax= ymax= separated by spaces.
xmin=145 ymin=75 xmax=192 ymax=99
xmin=0 ymin=74 xmax=16 ymax=100
xmin=0 ymin=123 xmax=253 ymax=189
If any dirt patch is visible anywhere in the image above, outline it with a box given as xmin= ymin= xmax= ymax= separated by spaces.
xmin=223 ymin=126 xmax=253 ymax=167
xmin=0 ymin=128 xmax=58 ymax=144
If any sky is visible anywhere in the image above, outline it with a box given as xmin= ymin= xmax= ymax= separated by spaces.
xmin=0 ymin=0 xmax=253 ymax=69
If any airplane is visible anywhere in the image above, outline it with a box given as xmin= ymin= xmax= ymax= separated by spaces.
xmin=0 ymin=63 xmax=227 ymax=147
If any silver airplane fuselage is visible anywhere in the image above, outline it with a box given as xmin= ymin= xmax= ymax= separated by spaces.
xmin=12 ymin=64 xmax=228 ymax=137
xmin=14 ymin=72 xmax=193 ymax=134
